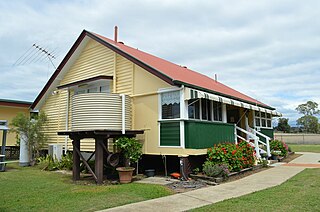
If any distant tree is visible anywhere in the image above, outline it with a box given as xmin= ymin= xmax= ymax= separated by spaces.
xmin=296 ymin=101 xmax=320 ymax=116
xmin=297 ymin=115 xmax=319 ymax=133
xmin=296 ymin=101 xmax=319 ymax=133
xmin=276 ymin=118 xmax=291 ymax=133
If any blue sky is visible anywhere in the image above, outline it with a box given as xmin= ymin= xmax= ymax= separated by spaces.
xmin=1 ymin=0 xmax=320 ymax=126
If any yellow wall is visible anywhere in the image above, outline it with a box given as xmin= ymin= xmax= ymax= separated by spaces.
xmin=0 ymin=106 xmax=30 ymax=146
xmin=41 ymin=90 xmax=68 ymax=147
xmin=116 ymin=55 xmax=133 ymax=95
xmin=60 ymin=40 xmax=115 ymax=86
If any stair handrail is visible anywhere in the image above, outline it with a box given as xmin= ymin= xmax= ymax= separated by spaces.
xmin=249 ymin=127 xmax=271 ymax=157
xmin=235 ymin=125 xmax=261 ymax=158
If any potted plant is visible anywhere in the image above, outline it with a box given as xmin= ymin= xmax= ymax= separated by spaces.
xmin=114 ymin=137 xmax=142 ymax=183
xmin=271 ymin=150 xmax=281 ymax=160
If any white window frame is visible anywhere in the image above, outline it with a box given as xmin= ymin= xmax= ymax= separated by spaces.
xmin=158 ymin=87 xmax=184 ymax=148
xmin=254 ymin=111 xmax=273 ymax=129
xmin=187 ymin=98 xmax=223 ymax=123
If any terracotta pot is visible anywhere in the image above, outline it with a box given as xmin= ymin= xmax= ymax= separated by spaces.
xmin=116 ymin=167 xmax=135 ymax=184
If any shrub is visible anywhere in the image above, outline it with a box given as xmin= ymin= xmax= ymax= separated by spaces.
xmin=270 ymin=140 xmax=288 ymax=157
xmin=206 ymin=141 xmax=255 ymax=172
xmin=10 ymin=112 xmax=48 ymax=165
xmin=202 ymin=161 xmax=229 ymax=178
xmin=115 ymin=137 xmax=143 ymax=166
xmin=37 ymin=153 xmax=73 ymax=171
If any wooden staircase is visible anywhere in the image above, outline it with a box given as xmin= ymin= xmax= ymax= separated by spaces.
xmin=234 ymin=125 xmax=271 ymax=159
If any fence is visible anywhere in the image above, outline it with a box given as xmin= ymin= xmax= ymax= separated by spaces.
xmin=0 ymin=146 xmax=20 ymax=159
xmin=274 ymin=133 xmax=320 ymax=144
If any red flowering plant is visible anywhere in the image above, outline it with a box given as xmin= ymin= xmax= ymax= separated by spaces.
xmin=270 ymin=140 xmax=288 ymax=157
xmin=206 ymin=141 xmax=255 ymax=172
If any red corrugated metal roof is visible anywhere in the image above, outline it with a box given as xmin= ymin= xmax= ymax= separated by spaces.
xmin=31 ymin=30 xmax=272 ymax=109
xmin=93 ymin=33 xmax=269 ymax=107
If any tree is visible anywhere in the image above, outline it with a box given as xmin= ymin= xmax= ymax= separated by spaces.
xmin=297 ymin=115 xmax=319 ymax=133
xmin=296 ymin=101 xmax=320 ymax=116
xmin=10 ymin=112 xmax=48 ymax=165
xmin=276 ymin=118 xmax=291 ymax=133
xmin=296 ymin=101 xmax=319 ymax=133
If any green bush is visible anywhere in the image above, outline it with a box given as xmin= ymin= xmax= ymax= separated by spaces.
xmin=37 ymin=153 xmax=73 ymax=171
xmin=202 ymin=161 xmax=229 ymax=177
xmin=270 ymin=140 xmax=288 ymax=157
xmin=114 ymin=137 xmax=143 ymax=166
xmin=206 ymin=141 xmax=255 ymax=172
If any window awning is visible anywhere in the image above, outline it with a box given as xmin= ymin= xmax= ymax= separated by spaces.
xmin=185 ymin=88 xmax=282 ymax=116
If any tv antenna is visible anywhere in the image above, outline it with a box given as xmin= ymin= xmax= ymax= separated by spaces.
xmin=13 ymin=43 xmax=57 ymax=69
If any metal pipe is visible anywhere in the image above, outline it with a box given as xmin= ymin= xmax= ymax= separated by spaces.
xmin=120 ymin=94 xmax=126 ymax=134
xmin=64 ymin=89 xmax=69 ymax=154
xmin=114 ymin=26 xmax=118 ymax=43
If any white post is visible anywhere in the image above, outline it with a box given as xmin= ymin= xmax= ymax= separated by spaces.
xmin=266 ymin=138 xmax=271 ymax=157
xmin=19 ymin=132 xmax=29 ymax=166
xmin=254 ymin=138 xmax=261 ymax=159
xmin=234 ymin=124 xmax=238 ymax=144
xmin=245 ymin=115 xmax=249 ymax=140
xmin=64 ymin=89 xmax=69 ymax=154
xmin=180 ymin=87 xmax=185 ymax=148
xmin=222 ymin=103 xmax=227 ymax=123
xmin=120 ymin=94 xmax=126 ymax=134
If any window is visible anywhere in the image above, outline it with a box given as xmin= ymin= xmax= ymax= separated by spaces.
xmin=212 ymin=101 xmax=222 ymax=121
xmin=255 ymin=111 xmax=272 ymax=128
xmin=255 ymin=118 xmax=261 ymax=127
xmin=161 ymin=91 xmax=180 ymax=119
xmin=188 ymin=99 xmax=200 ymax=119
xmin=75 ymin=80 xmax=111 ymax=95
xmin=88 ymin=86 xmax=98 ymax=93
xmin=201 ymin=99 xmax=211 ymax=121
xmin=100 ymin=85 xmax=109 ymax=93
xmin=188 ymin=98 xmax=222 ymax=122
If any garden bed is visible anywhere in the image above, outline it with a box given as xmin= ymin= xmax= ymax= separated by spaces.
xmin=190 ymin=165 xmax=263 ymax=184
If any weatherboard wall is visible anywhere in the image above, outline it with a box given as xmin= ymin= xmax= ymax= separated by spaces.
xmin=59 ymin=40 xmax=114 ymax=86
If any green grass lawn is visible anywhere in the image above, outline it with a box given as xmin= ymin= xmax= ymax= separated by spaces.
xmin=192 ymin=168 xmax=320 ymax=211
xmin=0 ymin=164 xmax=173 ymax=211
xmin=289 ymin=144 xmax=320 ymax=153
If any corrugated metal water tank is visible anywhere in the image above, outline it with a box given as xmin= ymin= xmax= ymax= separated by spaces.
xmin=71 ymin=93 xmax=132 ymax=131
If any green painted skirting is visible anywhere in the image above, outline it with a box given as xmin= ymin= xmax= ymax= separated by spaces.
xmin=185 ymin=120 xmax=235 ymax=149
xmin=258 ymin=128 xmax=274 ymax=142
xmin=160 ymin=121 xmax=180 ymax=146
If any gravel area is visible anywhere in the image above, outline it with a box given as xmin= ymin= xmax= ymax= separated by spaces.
xmin=166 ymin=180 xmax=208 ymax=193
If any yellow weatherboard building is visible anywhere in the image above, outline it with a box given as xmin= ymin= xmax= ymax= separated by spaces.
xmin=0 ymin=99 xmax=32 ymax=147
xmin=31 ymin=29 xmax=281 ymax=162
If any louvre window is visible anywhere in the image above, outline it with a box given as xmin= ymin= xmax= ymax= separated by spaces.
xmin=161 ymin=91 xmax=180 ymax=119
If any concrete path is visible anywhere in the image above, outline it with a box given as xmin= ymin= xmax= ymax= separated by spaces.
xmin=99 ymin=153 xmax=320 ymax=212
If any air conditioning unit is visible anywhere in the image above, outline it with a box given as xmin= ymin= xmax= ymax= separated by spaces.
xmin=48 ymin=144 xmax=63 ymax=161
